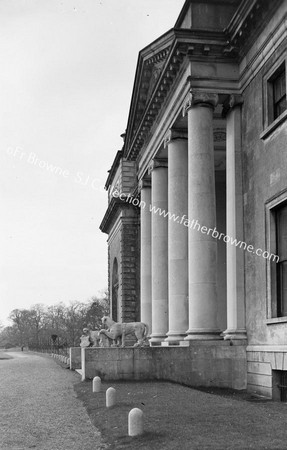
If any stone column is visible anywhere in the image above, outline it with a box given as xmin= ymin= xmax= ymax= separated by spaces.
xmin=183 ymin=90 xmax=221 ymax=340
xmin=222 ymin=95 xmax=247 ymax=340
xmin=139 ymin=179 xmax=152 ymax=334
xmin=149 ymin=159 xmax=168 ymax=344
xmin=163 ymin=130 xmax=188 ymax=344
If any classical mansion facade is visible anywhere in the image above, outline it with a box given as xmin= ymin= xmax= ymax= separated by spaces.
xmin=100 ymin=0 xmax=287 ymax=400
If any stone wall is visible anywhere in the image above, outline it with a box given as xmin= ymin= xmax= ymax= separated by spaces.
xmin=69 ymin=347 xmax=82 ymax=370
xmin=81 ymin=342 xmax=246 ymax=390
xmin=107 ymin=213 xmax=140 ymax=324
xmin=242 ymin=37 xmax=287 ymax=347
xmin=108 ymin=222 xmax=122 ymax=321
xmin=247 ymin=345 xmax=287 ymax=399
xmin=240 ymin=4 xmax=287 ymax=399
xmin=121 ymin=219 xmax=140 ymax=323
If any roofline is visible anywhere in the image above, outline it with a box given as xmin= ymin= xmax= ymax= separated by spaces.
xmin=104 ymin=150 xmax=123 ymax=190
xmin=123 ymin=29 xmax=175 ymax=155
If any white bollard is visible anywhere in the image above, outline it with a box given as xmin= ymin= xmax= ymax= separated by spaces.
xmin=106 ymin=387 xmax=116 ymax=407
xmin=128 ymin=408 xmax=144 ymax=436
xmin=93 ymin=376 xmax=101 ymax=393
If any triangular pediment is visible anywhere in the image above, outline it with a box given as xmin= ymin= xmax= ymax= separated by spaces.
xmin=129 ymin=35 xmax=173 ymax=141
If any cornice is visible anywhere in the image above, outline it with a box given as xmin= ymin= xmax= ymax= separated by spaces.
xmin=239 ymin=12 xmax=287 ymax=92
xmin=100 ymin=197 xmax=131 ymax=234
xmin=224 ymin=0 xmax=284 ymax=60
xmin=104 ymin=150 xmax=123 ymax=190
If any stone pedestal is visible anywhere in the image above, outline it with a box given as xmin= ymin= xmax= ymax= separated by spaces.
xmin=164 ymin=130 xmax=188 ymax=343
xmin=149 ymin=160 xmax=168 ymax=344
xmin=183 ymin=90 xmax=221 ymax=340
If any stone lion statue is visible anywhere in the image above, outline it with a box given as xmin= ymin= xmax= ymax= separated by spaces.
xmin=99 ymin=316 xmax=149 ymax=347
xmin=80 ymin=327 xmax=110 ymax=348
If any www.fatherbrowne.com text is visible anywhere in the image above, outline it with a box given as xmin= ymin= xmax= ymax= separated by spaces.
xmin=111 ymin=187 xmax=279 ymax=263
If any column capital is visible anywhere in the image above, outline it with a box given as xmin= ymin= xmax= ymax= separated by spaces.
xmin=138 ymin=179 xmax=151 ymax=191
xmin=164 ymin=128 xmax=188 ymax=148
xmin=148 ymin=158 xmax=168 ymax=174
xmin=182 ymin=90 xmax=218 ymax=117
xmin=222 ymin=94 xmax=243 ymax=118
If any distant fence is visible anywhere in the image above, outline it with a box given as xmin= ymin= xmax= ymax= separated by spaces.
xmin=28 ymin=344 xmax=69 ymax=357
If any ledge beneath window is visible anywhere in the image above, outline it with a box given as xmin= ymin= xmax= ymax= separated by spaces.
xmin=260 ymin=109 xmax=287 ymax=140
xmin=266 ymin=316 xmax=287 ymax=325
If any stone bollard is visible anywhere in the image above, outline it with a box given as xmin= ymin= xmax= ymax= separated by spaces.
xmin=106 ymin=387 xmax=116 ymax=407
xmin=128 ymin=408 xmax=144 ymax=436
xmin=93 ymin=376 xmax=101 ymax=393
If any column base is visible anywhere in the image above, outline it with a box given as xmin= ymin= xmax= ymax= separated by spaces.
xmin=184 ymin=329 xmax=222 ymax=341
xmin=222 ymin=329 xmax=247 ymax=340
xmin=164 ymin=332 xmax=187 ymax=344
xmin=162 ymin=340 xmax=188 ymax=347
xmin=149 ymin=334 xmax=166 ymax=346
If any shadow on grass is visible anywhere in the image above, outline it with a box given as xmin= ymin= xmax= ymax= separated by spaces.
xmin=74 ymin=379 xmax=287 ymax=450
xmin=0 ymin=352 xmax=13 ymax=360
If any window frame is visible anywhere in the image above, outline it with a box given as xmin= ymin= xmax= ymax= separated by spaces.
xmin=266 ymin=189 xmax=287 ymax=322
xmin=273 ymin=67 xmax=286 ymax=120
xmin=268 ymin=63 xmax=286 ymax=124
xmin=261 ymin=55 xmax=287 ymax=140
xmin=276 ymin=205 xmax=287 ymax=317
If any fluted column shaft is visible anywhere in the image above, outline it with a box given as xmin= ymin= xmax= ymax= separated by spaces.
xmin=149 ymin=160 xmax=168 ymax=344
xmin=164 ymin=131 xmax=188 ymax=343
xmin=139 ymin=180 xmax=152 ymax=334
xmin=183 ymin=90 xmax=221 ymax=340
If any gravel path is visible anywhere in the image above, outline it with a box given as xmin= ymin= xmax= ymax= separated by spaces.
xmin=0 ymin=351 xmax=108 ymax=450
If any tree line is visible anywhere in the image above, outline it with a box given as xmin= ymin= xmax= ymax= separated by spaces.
xmin=0 ymin=291 xmax=109 ymax=351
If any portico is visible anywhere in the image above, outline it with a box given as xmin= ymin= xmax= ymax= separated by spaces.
xmin=99 ymin=0 xmax=264 ymax=391
xmin=138 ymin=88 xmax=246 ymax=345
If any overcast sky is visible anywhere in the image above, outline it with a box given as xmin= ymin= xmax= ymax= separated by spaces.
xmin=0 ymin=0 xmax=185 ymax=325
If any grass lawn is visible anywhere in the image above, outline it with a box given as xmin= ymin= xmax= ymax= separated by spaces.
xmin=74 ymin=380 xmax=287 ymax=450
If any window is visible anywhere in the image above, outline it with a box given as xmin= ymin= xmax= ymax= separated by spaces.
xmin=273 ymin=370 xmax=287 ymax=402
xmin=266 ymin=192 xmax=287 ymax=321
xmin=276 ymin=203 xmax=287 ymax=317
xmin=267 ymin=63 xmax=287 ymax=125
xmin=273 ymin=67 xmax=287 ymax=120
